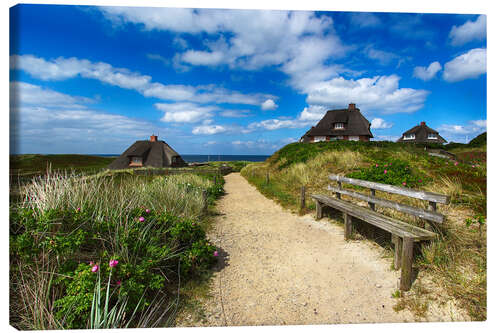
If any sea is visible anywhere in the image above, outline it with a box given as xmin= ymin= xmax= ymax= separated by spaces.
xmin=91 ymin=154 xmax=270 ymax=163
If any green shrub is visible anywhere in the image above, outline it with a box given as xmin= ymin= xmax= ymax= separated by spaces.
xmin=347 ymin=159 xmax=426 ymax=187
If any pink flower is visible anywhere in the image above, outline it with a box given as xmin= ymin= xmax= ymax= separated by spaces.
xmin=89 ymin=261 xmax=94 ymax=266
xmin=109 ymin=259 xmax=119 ymax=268
xmin=213 ymin=251 xmax=219 ymax=257
xmin=418 ymin=179 xmax=422 ymax=183
xmin=384 ymin=164 xmax=388 ymax=167
xmin=402 ymin=182 xmax=406 ymax=186
xmin=91 ymin=264 xmax=99 ymax=273
xmin=145 ymin=209 xmax=150 ymax=213
xmin=138 ymin=216 xmax=145 ymax=222
xmin=384 ymin=169 xmax=387 ymax=174
xmin=454 ymin=162 xmax=459 ymax=166
xmin=389 ymin=163 xmax=392 ymax=166
xmin=375 ymin=164 xmax=379 ymax=167
xmin=116 ymin=280 xmax=122 ymax=286
xmin=76 ymin=207 xmax=81 ymax=212
xmin=472 ymin=165 xmax=475 ymax=168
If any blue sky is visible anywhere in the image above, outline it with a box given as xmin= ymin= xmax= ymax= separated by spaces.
xmin=9 ymin=4 xmax=487 ymax=155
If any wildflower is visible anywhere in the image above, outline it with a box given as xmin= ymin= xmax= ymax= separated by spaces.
xmin=384 ymin=169 xmax=387 ymax=174
xmin=89 ymin=261 xmax=94 ymax=266
xmin=454 ymin=162 xmax=459 ymax=166
xmin=384 ymin=164 xmax=388 ymax=167
xmin=145 ymin=209 xmax=151 ymax=214
xmin=213 ymin=251 xmax=219 ymax=257
xmin=92 ymin=265 xmax=99 ymax=273
xmin=375 ymin=164 xmax=379 ymax=167
xmin=402 ymin=182 xmax=406 ymax=186
xmin=472 ymin=165 xmax=475 ymax=168
xmin=139 ymin=216 xmax=145 ymax=222
xmin=109 ymin=259 xmax=119 ymax=268
xmin=116 ymin=280 xmax=122 ymax=286
xmin=76 ymin=207 xmax=81 ymax=212
xmin=418 ymin=179 xmax=422 ymax=183
xmin=389 ymin=163 xmax=392 ymax=166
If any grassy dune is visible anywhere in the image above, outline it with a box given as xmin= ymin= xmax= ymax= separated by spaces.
xmin=241 ymin=140 xmax=486 ymax=320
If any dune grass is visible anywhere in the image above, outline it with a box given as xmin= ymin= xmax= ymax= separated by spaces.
xmin=10 ymin=170 xmax=224 ymax=329
xmin=241 ymin=141 xmax=486 ymax=320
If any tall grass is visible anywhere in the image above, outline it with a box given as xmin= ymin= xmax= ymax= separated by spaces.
xmin=11 ymin=171 xmax=221 ymax=329
xmin=241 ymin=142 xmax=486 ymax=320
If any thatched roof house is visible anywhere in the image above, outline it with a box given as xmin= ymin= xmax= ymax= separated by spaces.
xmin=397 ymin=122 xmax=447 ymax=144
xmin=108 ymin=135 xmax=187 ymax=170
xmin=300 ymin=103 xmax=373 ymax=142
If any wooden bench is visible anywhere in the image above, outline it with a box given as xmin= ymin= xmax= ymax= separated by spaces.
xmin=311 ymin=174 xmax=450 ymax=291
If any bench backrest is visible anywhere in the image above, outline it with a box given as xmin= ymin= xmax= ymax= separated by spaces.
xmin=328 ymin=174 xmax=450 ymax=223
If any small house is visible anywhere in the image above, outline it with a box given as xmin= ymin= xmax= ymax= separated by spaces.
xmin=397 ymin=122 xmax=447 ymax=144
xmin=108 ymin=135 xmax=187 ymax=169
xmin=300 ymin=103 xmax=373 ymax=142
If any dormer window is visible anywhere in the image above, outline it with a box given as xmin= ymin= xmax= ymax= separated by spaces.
xmin=334 ymin=123 xmax=344 ymax=129
xmin=403 ymin=134 xmax=415 ymax=140
xmin=428 ymin=133 xmax=437 ymax=139
xmin=129 ymin=156 xmax=143 ymax=166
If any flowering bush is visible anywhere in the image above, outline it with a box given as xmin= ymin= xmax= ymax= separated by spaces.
xmin=347 ymin=159 xmax=426 ymax=188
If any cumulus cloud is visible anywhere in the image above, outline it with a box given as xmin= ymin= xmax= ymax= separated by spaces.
xmin=11 ymin=54 xmax=273 ymax=106
xmin=298 ymin=105 xmax=327 ymax=122
xmin=99 ymin=7 xmax=347 ymax=91
xmin=413 ymin=61 xmax=442 ymax=81
xmin=371 ymin=118 xmax=393 ymax=129
xmin=442 ymin=48 xmax=486 ymax=82
xmin=219 ymin=109 xmax=252 ymax=118
xmin=192 ymin=124 xmax=228 ymax=135
xmin=449 ymin=15 xmax=486 ymax=46
xmin=261 ymin=99 xmax=278 ymax=111
xmin=155 ymin=102 xmax=217 ymax=123
xmin=305 ymin=75 xmax=429 ymax=114
xmin=247 ymin=118 xmax=307 ymax=131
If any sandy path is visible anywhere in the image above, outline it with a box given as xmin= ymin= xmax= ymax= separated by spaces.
xmin=182 ymin=172 xmax=419 ymax=326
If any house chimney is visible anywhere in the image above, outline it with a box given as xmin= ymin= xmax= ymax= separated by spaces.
xmin=420 ymin=121 xmax=426 ymax=126
xmin=150 ymin=134 xmax=158 ymax=142
xmin=348 ymin=103 xmax=356 ymax=110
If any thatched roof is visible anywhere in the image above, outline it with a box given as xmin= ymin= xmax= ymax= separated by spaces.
xmin=397 ymin=122 xmax=447 ymax=144
xmin=302 ymin=104 xmax=373 ymax=138
xmin=108 ymin=137 xmax=187 ymax=170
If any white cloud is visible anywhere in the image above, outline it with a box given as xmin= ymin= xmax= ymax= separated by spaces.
xmin=261 ymin=99 xmax=278 ymax=111
xmin=449 ymin=15 xmax=486 ymax=46
xmin=470 ymin=119 xmax=487 ymax=128
xmin=11 ymin=54 xmax=273 ymax=106
xmin=349 ymin=13 xmax=381 ymax=28
xmin=247 ymin=118 xmax=306 ymax=131
xmin=364 ymin=46 xmax=399 ymax=65
xmin=146 ymin=53 xmax=170 ymax=66
xmin=10 ymin=81 xmax=93 ymax=108
xmin=413 ymin=61 xmax=442 ymax=81
xmin=437 ymin=119 xmax=487 ymax=143
xmin=99 ymin=8 xmax=347 ymax=91
xmin=371 ymin=118 xmax=393 ymax=129
xmin=219 ymin=109 xmax=252 ymax=118
xmin=298 ymin=104 xmax=327 ymax=122
xmin=192 ymin=124 xmax=228 ymax=135
xmin=442 ymin=48 xmax=486 ymax=82
xmin=305 ymin=75 xmax=429 ymax=114
xmin=155 ymin=102 xmax=217 ymax=123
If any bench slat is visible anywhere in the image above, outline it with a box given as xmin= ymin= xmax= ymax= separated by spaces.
xmin=311 ymin=194 xmax=436 ymax=241
xmin=328 ymin=174 xmax=450 ymax=204
xmin=327 ymin=185 xmax=445 ymax=223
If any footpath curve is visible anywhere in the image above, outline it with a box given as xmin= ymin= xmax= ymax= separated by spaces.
xmin=182 ymin=173 xmax=460 ymax=326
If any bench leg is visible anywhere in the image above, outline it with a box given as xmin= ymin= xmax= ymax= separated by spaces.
xmin=344 ymin=213 xmax=352 ymax=240
xmin=392 ymin=234 xmax=402 ymax=270
xmin=400 ymin=237 xmax=414 ymax=291
xmin=315 ymin=200 xmax=323 ymax=220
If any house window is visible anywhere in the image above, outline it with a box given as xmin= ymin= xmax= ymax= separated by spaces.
xmin=349 ymin=136 xmax=359 ymax=141
xmin=334 ymin=123 xmax=344 ymax=129
xmin=428 ymin=133 xmax=437 ymax=139
xmin=313 ymin=136 xmax=326 ymax=142
xmin=403 ymin=134 xmax=415 ymax=140
xmin=129 ymin=157 xmax=143 ymax=166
